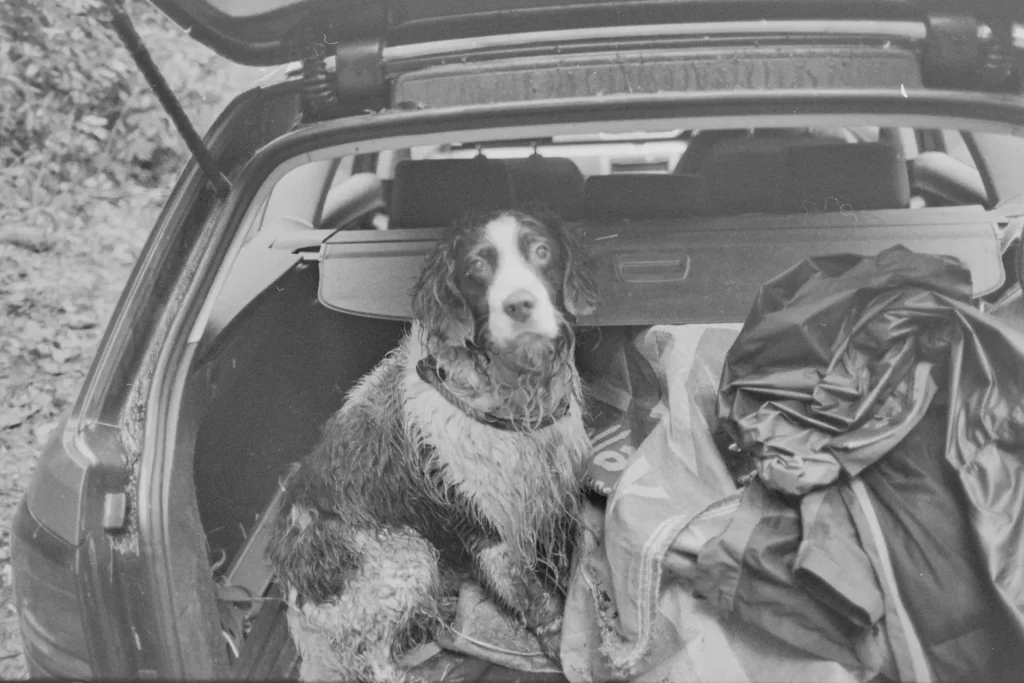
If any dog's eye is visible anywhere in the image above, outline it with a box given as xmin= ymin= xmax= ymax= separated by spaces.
xmin=466 ymin=258 xmax=490 ymax=278
xmin=533 ymin=243 xmax=551 ymax=263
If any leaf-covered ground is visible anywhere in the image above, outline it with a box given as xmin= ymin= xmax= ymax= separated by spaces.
xmin=0 ymin=3 xmax=261 ymax=676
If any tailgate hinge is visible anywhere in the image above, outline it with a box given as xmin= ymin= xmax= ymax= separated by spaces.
xmin=923 ymin=2 xmax=1021 ymax=92
xmin=301 ymin=37 xmax=388 ymax=122
xmin=105 ymin=1 xmax=232 ymax=198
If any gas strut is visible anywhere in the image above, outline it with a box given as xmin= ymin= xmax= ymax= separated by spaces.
xmin=105 ymin=0 xmax=232 ymax=198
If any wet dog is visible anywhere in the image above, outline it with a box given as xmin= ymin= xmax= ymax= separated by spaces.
xmin=267 ymin=210 xmax=598 ymax=681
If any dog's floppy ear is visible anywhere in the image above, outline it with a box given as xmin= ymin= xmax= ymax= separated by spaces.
xmin=411 ymin=231 xmax=473 ymax=345
xmin=555 ymin=220 xmax=598 ymax=319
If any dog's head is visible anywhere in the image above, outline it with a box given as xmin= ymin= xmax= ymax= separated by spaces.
xmin=412 ymin=210 xmax=597 ymax=368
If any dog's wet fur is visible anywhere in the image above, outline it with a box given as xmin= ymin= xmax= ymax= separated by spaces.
xmin=267 ymin=210 xmax=598 ymax=682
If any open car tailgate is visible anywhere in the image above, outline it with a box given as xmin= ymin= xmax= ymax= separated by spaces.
xmin=149 ymin=0 xmax=1024 ymax=67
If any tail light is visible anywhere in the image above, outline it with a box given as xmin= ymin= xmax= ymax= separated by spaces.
xmin=12 ymin=417 xmax=137 ymax=679
xmin=11 ymin=501 xmax=92 ymax=679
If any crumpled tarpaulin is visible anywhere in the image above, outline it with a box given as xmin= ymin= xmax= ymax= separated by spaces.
xmin=690 ymin=477 xmax=890 ymax=674
xmin=718 ymin=245 xmax=1024 ymax=681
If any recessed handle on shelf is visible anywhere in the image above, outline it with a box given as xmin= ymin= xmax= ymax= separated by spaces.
xmin=615 ymin=254 xmax=691 ymax=283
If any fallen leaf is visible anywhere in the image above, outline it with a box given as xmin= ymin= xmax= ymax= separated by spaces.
xmin=20 ymin=321 xmax=45 ymax=342
xmin=3 ymin=295 xmax=28 ymax=315
xmin=0 ymin=227 xmax=53 ymax=253
xmin=50 ymin=348 xmax=81 ymax=364
xmin=66 ymin=314 xmax=97 ymax=330
xmin=0 ymin=407 xmax=39 ymax=430
xmin=39 ymin=360 xmax=64 ymax=376
xmin=33 ymin=421 xmax=59 ymax=446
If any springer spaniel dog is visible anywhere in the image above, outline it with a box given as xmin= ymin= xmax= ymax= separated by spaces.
xmin=268 ymin=210 xmax=598 ymax=682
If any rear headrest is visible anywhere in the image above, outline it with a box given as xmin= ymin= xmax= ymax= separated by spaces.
xmin=389 ymin=158 xmax=513 ymax=229
xmin=783 ymin=143 xmax=910 ymax=213
xmin=673 ymin=130 xmax=749 ymax=175
xmin=507 ymin=155 xmax=585 ymax=219
xmin=699 ymin=136 xmax=843 ymax=215
xmin=583 ymin=174 xmax=706 ymax=220
xmin=698 ymin=136 xmax=909 ymax=215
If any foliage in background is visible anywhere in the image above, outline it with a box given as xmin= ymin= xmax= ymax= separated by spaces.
xmin=0 ymin=0 xmax=239 ymax=238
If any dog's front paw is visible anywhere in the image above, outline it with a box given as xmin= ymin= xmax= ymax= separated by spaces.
xmin=534 ymin=616 xmax=563 ymax=665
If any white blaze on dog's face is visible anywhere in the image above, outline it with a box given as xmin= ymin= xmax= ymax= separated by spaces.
xmin=485 ymin=215 xmax=561 ymax=345
xmin=459 ymin=214 xmax=565 ymax=351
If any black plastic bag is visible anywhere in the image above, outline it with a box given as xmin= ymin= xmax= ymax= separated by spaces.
xmin=717 ymin=245 xmax=1024 ymax=680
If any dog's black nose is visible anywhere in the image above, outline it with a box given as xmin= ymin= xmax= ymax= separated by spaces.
xmin=503 ymin=290 xmax=537 ymax=322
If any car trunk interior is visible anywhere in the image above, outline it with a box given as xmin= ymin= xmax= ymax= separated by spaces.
xmin=187 ymin=250 xmax=1010 ymax=678
xmin=186 ymin=261 xmax=406 ymax=677
xmin=174 ymin=118 xmax=1024 ymax=679
xmin=192 ymin=263 xmax=406 ymax=572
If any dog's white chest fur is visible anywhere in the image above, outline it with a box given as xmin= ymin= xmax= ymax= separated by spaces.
xmin=400 ymin=332 xmax=589 ymax=552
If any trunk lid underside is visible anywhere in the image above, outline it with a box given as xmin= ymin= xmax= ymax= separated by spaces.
xmin=151 ymin=0 xmax=1024 ymax=69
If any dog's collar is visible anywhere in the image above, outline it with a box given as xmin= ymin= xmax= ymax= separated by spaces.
xmin=416 ymin=355 xmax=570 ymax=431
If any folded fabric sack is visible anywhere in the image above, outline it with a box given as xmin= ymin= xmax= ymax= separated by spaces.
xmin=577 ymin=327 xmax=662 ymax=496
